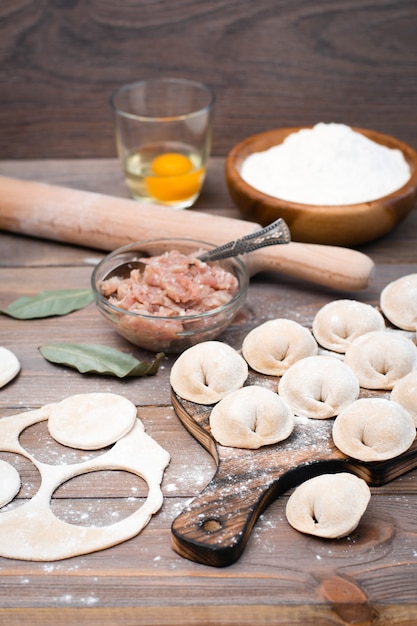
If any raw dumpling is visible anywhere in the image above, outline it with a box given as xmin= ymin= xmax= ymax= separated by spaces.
xmin=0 ymin=460 xmax=21 ymax=508
xmin=170 ymin=341 xmax=248 ymax=404
xmin=380 ymin=274 xmax=417 ymax=331
xmin=344 ymin=330 xmax=417 ymax=390
xmin=278 ymin=355 xmax=359 ymax=419
xmin=312 ymin=299 xmax=385 ymax=353
xmin=242 ymin=319 xmax=318 ymax=376
xmin=285 ymin=473 xmax=371 ymax=538
xmin=391 ymin=370 xmax=417 ymax=427
xmin=0 ymin=346 xmax=21 ymax=388
xmin=209 ymin=385 xmax=294 ymax=449
xmin=332 ymin=397 xmax=416 ymax=461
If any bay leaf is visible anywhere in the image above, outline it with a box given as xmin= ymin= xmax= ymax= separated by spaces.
xmin=2 ymin=289 xmax=94 ymax=319
xmin=39 ymin=343 xmax=164 ymax=378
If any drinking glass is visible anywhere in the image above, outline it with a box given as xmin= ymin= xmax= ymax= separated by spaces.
xmin=110 ymin=77 xmax=215 ymax=209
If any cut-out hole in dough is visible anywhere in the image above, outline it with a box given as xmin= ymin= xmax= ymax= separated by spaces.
xmin=0 ymin=395 xmax=170 ymax=561
xmin=51 ymin=470 xmax=149 ymax=526
xmin=19 ymin=421 xmax=109 ymax=465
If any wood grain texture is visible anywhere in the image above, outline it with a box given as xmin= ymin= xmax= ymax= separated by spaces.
xmin=1 ymin=1 xmax=417 ymax=158
xmin=1 ymin=158 xmax=417 ymax=624
xmin=171 ymin=384 xmax=417 ymax=567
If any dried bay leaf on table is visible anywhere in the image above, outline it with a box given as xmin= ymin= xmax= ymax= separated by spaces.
xmin=2 ymin=289 xmax=94 ymax=319
xmin=39 ymin=343 xmax=165 ymax=377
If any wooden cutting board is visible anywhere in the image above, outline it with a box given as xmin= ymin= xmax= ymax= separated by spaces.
xmin=170 ymin=370 xmax=417 ymax=568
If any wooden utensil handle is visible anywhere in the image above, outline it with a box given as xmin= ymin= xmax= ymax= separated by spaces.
xmin=0 ymin=176 xmax=374 ymax=290
xmin=171 ymin=459 xmax=280 ymax=568
xmin=171 ymin=454 xmax=344 ymax=568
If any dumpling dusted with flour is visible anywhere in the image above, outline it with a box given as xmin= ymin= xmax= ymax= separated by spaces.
xmin=332 ymin=397 xmax=416 ymax=462
xmin=390 ymin=370 xmax=417 ymax=427
xmin=242 ymin=319 xmax=318 ymax=376
xmin=380 ymin=274 xmax=417 ymax=331
xmin=312 ymin=299 xmax=385 ymax=353
xmin=286 ymin=473 xmax=371 ymax=538
xmin=170 ymin=341 xmax=248 ymax=405
xmin=344 ymin=330 xmax=417 ymax=390
xmin=209 ymin=385 xmax=294 ymax=449
xmin=278 ymin=355 xmax=359 ymax=419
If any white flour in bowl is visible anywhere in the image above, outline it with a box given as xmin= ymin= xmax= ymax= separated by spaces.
xmin=240 ymin=122 xmax=411 ymax=206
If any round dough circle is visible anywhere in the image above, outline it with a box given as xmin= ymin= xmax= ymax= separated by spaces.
xmin=332 ymin=397 xmax=416 ymax=462
xmin=242 ymin=319 xmax=318 ymax=376
xmin=47 ymin=393 xmax=137 ymax=450
xmin=278 ymin=355 xmax=359 ymax=419
xmin=209 ymin=385 xmax=294 ymax=449
xmin=391 ymin=370 xmax=417 ymax=427
xmin=0 ymin=346 xmax=21 ymax=388
xmin=312 ymin=299 xmax=385 ymax=353
xmin=285 ymin=473 xmax=371 ymax=538
xmin=170 ymin=341 xmax=248 ymax=404
xmin=380 ymin=274 xmax=417 ymax=331
xmin=344 ymin=330 xmax=417 ymax=390
xmin=0 ymin=459 xmax=21 ymax=507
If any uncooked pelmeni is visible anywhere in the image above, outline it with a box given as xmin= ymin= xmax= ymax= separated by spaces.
xmin=285 ymin=473 xmax=371 ymax=538
xmin=278 ymin=355 xmax=359 ymax=419
xmin=0 ymin=346 xmax=21 ymax=388
xmin=332 ymin=397 xmax=416 ymax=462
xmin=47 ymin=392 xmax=137 ymax=450
xmin=391 ymin=370 xmax=417 ymax=427
xmin=0 ymin=459 xmax=21 ymax=508
xmin=344 ymin=330 xmax=417 ymax=390
xmin=242 ymin=319 xmax=318 ymax=376
xmin=380 ymin=274 xmax=417 ymax=331
xmin=209 ymin=385 xmax=294 ymax=449
xmin=170 ymin=341 xmax=248 ymax=405
xmin=312 ymin=299 xmax=385 ymax=353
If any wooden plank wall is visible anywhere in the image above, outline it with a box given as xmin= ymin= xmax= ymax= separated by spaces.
xmin=0 ymin=0 xmax=416 ymax=159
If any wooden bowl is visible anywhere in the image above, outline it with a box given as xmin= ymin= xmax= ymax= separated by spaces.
xmin=225 ymin=126 xmax=417 ymax=247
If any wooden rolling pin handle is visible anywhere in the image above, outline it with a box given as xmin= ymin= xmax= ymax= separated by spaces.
xmin=0 ymin=176 xmax=374 ymax=291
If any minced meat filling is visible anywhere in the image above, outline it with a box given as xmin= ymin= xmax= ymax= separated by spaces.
xmin=100 ymin=249 xmax=238 ymax=317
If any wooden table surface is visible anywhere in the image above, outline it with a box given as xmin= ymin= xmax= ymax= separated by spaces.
xmin=1 ymin=158 xmax=417 ymax=626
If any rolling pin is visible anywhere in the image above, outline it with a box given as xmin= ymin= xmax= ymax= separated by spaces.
xmin=0 ymin=175 xmax=374 ymax=290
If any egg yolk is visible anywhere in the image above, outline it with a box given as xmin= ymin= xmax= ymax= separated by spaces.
xmin=145 ymin=152 xmax=203 ymax=202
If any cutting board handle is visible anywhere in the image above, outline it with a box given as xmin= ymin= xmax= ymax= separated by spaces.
xmin=171 ymin=452 xmax=346 ymax=567
xmin=170 ymin=391 xmax=417 ymax=567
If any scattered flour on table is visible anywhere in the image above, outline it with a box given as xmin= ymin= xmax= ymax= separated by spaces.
xmin=241 ymin=122 xmax=411 ymax=205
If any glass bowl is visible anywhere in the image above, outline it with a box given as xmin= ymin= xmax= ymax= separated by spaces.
xmin=91 ymin=238 xmax=249 ymax=353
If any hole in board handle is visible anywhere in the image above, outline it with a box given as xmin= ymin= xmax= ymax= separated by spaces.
xmin=200 ymin=518 xmax=223 ymax=533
